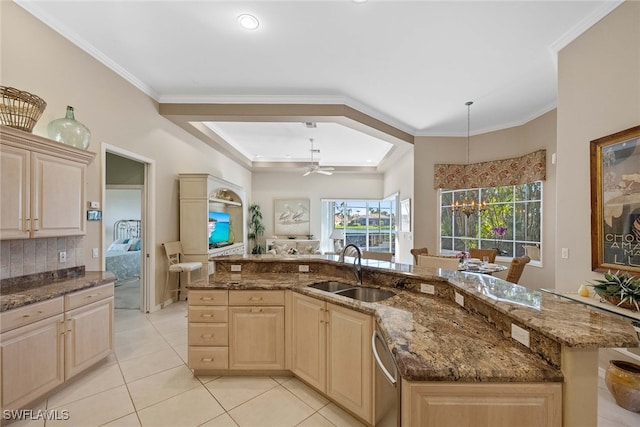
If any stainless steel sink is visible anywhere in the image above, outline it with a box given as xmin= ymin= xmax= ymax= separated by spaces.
xmin=334 ymin=287 xmax=396 ymax=302
xmin=309 ymin=281 xmax=355 ymax=292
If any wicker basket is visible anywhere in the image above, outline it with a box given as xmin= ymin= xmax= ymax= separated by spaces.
xmin=0 ymin=86 xmax=47 ymax=132
xmin=601 ymin=295 xmax=639 ymax=311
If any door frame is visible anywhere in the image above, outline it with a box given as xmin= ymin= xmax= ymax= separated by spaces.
xmin=101 ymin=144 xmax=156 ymax=313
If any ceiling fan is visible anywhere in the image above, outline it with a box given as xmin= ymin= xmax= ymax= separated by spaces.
xmin=303 ymin=138 xmax=334 ymax=176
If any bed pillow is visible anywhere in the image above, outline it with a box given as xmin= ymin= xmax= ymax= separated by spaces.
xmin=108 ymin=243 xmax=131 ymax=252
xmin=127 ymin=238 xmax=141 ymax=251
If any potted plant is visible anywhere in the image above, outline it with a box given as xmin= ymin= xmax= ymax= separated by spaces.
xmin=247 ymin=203 xmax=265 ymax=254
xmin=588 ymin=270 xmax=640 ymax=311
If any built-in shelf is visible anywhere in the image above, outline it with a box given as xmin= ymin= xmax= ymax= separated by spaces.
xmin=209 ymin=197 xmax=241 ymax=206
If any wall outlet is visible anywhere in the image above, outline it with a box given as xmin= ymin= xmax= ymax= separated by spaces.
xmin=298 ymin=265 xmax=310 ymax=273
xmin=420 ymin=283 xmax=435 ymax=295
xmin=511 ymin=323 xmax=530 ymax=348
xmin=59 ymin=251 xmax=67 ymax=263
xmin=454 ymin=291 xmax=464 ymax=307
xmin=88 ymin=201 xmax=100 ymax=209
xmin=92 ymin=248 xmax=99 ymax=258
xmin=230 ymin=264 xmax=242 ymax=272
xmin=561 ymin=248 xmax=569 ymax=259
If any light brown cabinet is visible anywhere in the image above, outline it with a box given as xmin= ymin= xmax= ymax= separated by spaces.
xmin=291 ymin=292 xmax=373 ymax=424
xmin=0 ymin=125 xmax=95 ymax=240
xmin=401 ymin=381 xmax=562 ymax=427
xmin=188 ymin=290 xmax=285 ymax=372
xmin=0 ymin=283 xmax=114 ymax=411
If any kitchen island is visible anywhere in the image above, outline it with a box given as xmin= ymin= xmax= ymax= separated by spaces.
xmin=191 ymin=255 xmax=638 ymax=427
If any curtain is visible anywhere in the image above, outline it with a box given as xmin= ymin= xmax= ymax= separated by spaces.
xmin=434 ymin=149 xmax=546 ymax=190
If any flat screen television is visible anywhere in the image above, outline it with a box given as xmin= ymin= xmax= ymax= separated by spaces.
xmin=208 ymin=211 xmax=230 ymax=245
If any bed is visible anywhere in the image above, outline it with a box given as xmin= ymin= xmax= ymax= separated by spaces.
xmin=105 ymin=219 xmax=141 ymax=282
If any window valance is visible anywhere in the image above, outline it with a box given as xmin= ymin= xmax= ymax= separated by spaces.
xmin=434 ymin=149 xmax=546 ymax=190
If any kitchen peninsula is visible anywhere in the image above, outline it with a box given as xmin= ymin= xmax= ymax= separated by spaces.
xmin=190 ymin=255 xmax=639 ymax=427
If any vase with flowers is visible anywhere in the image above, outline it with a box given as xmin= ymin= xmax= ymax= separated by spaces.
xmin=491 ymin=226 xmax=508 ymax=255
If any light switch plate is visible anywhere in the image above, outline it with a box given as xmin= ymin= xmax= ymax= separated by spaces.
xmin=561 ymin=248 xmax=569 ymax=259
xmin=92 ymin=248 xmax=99 ymax=258
xmin=231 ymin=265 xmax=242 ymax=272
xmin=454 ymin=291 xmax=464 ymax=307
xmin=298 ymin=265 xmax=310 ymax=273
xmin=511 ymin=323 xmax=530 ymax=348
xmin=59 ymin=251 xmax=67 ymax=263
xmin=420 ymin=283 xmax=435 ymax=295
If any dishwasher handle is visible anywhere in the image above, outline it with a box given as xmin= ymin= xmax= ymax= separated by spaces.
xmin=372 ymin=330 xmax=397 ymax=386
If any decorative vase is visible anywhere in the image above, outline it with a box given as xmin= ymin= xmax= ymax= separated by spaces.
xmin=605 ymin=360 xmax=640 ymax=412
xmin=47 ymin=106 xmax=91 ymax=149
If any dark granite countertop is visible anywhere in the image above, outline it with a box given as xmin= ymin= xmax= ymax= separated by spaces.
xmin=193 ymin=271 xmax=564 ymax=382
xmin=0 ymin=271 xmax=117 ymax=312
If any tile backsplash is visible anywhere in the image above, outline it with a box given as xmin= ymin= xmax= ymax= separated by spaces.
xmin=0 ymin=236 xmax=84 ymax=279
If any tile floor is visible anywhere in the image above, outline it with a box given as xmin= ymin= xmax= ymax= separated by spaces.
xmin=6 ymin=301 xmax=640 ymax=427
xmin=7 ymin=302 xmax=365 ymax=427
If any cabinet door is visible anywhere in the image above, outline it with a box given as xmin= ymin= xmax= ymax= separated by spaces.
xmin=401 ymin=381 xmax=562 ymax=427
xmin=31 ymin=152 xmax=86 ymax=237
xmin=326 ymin=302 xmax=373 ymax=424
xmin=64 ymin=297 xmax=114 ymax=380
xmin=0 ymin=314 xmax=64 ymax=410
xmin=229 ymin=306 xmax=284 ymax=370
xmin=291 ymin=293 xmax=326 ymax=391
xmin=0 ymin=145 xmax=30 ymax=239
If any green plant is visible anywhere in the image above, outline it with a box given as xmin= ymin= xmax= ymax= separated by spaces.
xmin=247 ymin=203 xmax=265 ymax=254
xmin=589 ymin=270 xmax=640 ymax=311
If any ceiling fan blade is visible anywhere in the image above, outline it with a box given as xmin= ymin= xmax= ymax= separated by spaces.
xmin=316 ymin=170 xmax=333 ymax=175
xmin=319 ymin=167 xmax=334 ymax=171
xmin=303 ymin=170 xmax=312 ymax=176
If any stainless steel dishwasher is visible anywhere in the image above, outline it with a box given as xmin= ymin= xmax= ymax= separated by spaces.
xmin=372 ymin=324 xmax=400 ymax=426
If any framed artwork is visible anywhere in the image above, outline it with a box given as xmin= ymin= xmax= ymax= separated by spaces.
xmin=274 ymin=198 xmax=310 ymax=236
xmin=590 ymin=125 xmax=640 ymax=276
xmin=400 ymin=198 xmax=411 ymax=232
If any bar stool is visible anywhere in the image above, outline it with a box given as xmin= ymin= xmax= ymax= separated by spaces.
xmin=162 ymin=241 xmax=202 ymax=301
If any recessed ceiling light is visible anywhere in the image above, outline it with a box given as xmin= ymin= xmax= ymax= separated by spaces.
xmin=238 ymin=14 xmax=259 ymax=30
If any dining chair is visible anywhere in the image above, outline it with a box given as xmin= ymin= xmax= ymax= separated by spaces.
xmin=362 ymin=251 xmax=393 ymax=262
xmin=417 ymin=255 xmax=460 ymax=270
xmin=505 ymin=256 xmax=531 ymax=284
xmin=162 ymin=241 xmax=203 ymax=301
xmin=410 ymin=248 xmax=429 ymax=265
xmin=522 ymin=245 xmax=540 ymax=261
xmin=469 ymin=248 xmax=498 ymax=263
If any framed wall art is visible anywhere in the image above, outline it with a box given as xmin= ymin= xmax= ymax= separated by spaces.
xmin=274 ymin=198 xmax=310 ymax=237
xmin=590 ymin=125 xmax=640 ymax=276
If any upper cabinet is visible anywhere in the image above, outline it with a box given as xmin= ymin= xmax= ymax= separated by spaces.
xmin=0 ymin=125 xmax=95 ymax=240
xmin=178 ymin=174 xmax=247 ymax=263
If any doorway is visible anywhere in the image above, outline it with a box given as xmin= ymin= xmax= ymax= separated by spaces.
xmin=102 ymin=146 xmax=155 ymax=313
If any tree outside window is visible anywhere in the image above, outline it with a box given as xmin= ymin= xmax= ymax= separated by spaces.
xmin=332 ymin=200 xmax=396 ymax=254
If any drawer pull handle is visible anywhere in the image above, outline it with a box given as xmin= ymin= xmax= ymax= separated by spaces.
xmin=249 ymin=297 xmax=263 ymax=301
xmin=200 ymin=297 xmax=214 ymax=301
xmin=86 ymin=293 xmax=101 ymax=299
xmin=201 ymin=314 xmax=214 ymax=318
xmin=201 ymin=334 xmax=214 ymax=338
xmin=21 ymin=310 xmax=43 ymax=318
xmin=201 ymin=357 xmax=215 ymax=362
xmin=251 ymin=308 xmax=262 ymax=313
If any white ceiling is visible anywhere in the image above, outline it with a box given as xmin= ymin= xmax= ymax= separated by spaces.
xmin=17 ymin=0 xmax=622 ymax=172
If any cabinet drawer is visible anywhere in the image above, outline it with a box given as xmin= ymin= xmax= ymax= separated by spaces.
xmin=188 ymin=290 xmax=228 ymax=306
xmin=188 ymin=306 xmax=228 ymax=323
xmin=65 ymin=283 xmax=114 ymax=310
xmin=188 ymin=347 xmax=228 ymax=370
xmin=189 ymin=323 xmax=228 ymax=346
xmin=229 ymin=290 xmax=285 ymax=306
xmin=0 ymin=297 xmax=64 ymax=333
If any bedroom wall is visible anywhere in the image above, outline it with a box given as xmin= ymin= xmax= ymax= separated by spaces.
xmin=104 ymin=189 xmax=142 ymax=251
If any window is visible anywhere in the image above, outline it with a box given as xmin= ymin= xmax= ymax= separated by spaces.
xmin=322 ymin=199 xmax=397 ymax=254
xmin=440 ymin=182 xmax=542 ymax=259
